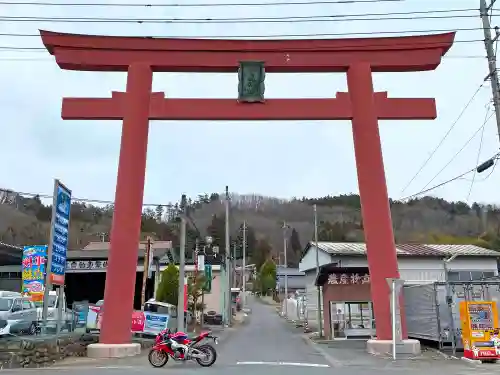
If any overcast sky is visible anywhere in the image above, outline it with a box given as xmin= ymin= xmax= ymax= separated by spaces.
xmin=0 ymin=0 xmax=498 ymax=207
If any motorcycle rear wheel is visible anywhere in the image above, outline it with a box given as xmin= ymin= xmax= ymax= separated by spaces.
xmin=148 ymin=349 xmax=169 ymax=367
xmin=195 ymin=344 xmax=217 ymax=367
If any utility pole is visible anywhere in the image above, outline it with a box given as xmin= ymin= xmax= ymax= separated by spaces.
xmin=480 ymin=0 xmax=500 ymax=134
xmin=141 ymin=237 xmax=152 ymax=307
xmin=282 ymin=222 xmax=288 ymax=317
xmin=314 ymin=204 xmax=323 ymax=336
xmin=233 ymin=243 xmax=237 ymax=288
xmin=224 ymin=186 xmax=231 ymax=326
xmin=177 ymin=213 xmax=186 ymax=333
xmin=242 ymin=220 xmax=246 ymax=309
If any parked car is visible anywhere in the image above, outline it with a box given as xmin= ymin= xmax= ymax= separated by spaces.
xmin=0 ymin=296 xmax=37 ymax=336
xmin=203 ymin=310 xmax=223 ymax=325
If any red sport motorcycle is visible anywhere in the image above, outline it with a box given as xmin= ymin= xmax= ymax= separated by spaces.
xmin=148 ymin=328 xmax=218 ymax=367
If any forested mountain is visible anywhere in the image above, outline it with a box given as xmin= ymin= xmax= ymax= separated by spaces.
xmin=1 ymin=188 xmax=499 ymax=269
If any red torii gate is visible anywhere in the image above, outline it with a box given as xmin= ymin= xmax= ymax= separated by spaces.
xmin=40 ymin=30 xmax=454 ymax=350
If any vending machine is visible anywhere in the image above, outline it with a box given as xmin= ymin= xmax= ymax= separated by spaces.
xmin=459 ymin=301 xmax=500 ymax=362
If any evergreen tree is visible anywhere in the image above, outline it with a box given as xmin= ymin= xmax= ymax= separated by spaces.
xmin=288 ymin=228 xmax=302 ymax=267
xmin=156 ymin=264 xmax=179 ymax=305
xmin=258 ymin=259 xmax=277 ymax=295
xmin=252 ymin=238 xmax=272 ymax=271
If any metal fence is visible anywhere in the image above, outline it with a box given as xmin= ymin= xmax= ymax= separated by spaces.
xmin=404 ymin=280 xmax=500 ymax=350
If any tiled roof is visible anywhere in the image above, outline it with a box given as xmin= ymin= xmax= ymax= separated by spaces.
xmin=310 ymin=242 xmax=500 ymax=257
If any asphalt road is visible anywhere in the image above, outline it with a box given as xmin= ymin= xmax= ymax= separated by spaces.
xmin=1 ymin=295 xmax=331 ymax=375
xmin=2 ymin=295 xmax=495 ymax=375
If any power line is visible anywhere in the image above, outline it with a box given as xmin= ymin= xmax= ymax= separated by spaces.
xmin=418 ymin=111 xmax=495 ymax=194
xmin=0 ymin=0 xmax=408 ymax=7
xmin=0 ymin=13 xmax=481 ymax=24
xmin=399 ymin=152 xmax=500 ymax=201
xmin=399 ymin=83 xmax=486 ymax=194
xmin=466 ymin=106 xmax=490 ymax=201
xmin=0 ymin=187 xmax=171 ymax=207
xmin=0 ymin=8 xmax=478 ymax=23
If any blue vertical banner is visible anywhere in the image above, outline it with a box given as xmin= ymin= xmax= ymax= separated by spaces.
xmin=48 ymin=180 xmax=71 ymax=286
xmin=22 ymin=245 xmax=47 ymax=301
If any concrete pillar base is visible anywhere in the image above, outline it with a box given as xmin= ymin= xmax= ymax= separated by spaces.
xmin=366 ymin=339 xmax=421 ymax=356
xmin=87 ymin=343 xmax=141 ymax=358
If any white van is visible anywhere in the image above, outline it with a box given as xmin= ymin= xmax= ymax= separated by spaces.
xmin=34 ymin=291 xmax=73 ymax=331
xmin=143 ymin=299 xmax=191 ymax=330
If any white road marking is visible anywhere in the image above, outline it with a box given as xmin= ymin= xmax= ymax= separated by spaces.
xmin=236 ymin=361 xmax=329 ymax=367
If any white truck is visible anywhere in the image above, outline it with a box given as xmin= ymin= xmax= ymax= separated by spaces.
xmin=34 ymin=290 xmax=74 ymax=332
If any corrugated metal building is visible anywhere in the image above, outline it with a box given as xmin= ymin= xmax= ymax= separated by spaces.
xmin=299 ymin=242 xmax=499 ymax=337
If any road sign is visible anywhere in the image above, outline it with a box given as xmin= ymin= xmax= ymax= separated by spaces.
xmin=204 ymin=264 xmax=212 ymax=292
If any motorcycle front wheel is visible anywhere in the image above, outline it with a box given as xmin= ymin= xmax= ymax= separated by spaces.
xmin=195 ymin=344 xmax=217 ymax=367
xmin=148 ymin=349 xmax=169 ymax=367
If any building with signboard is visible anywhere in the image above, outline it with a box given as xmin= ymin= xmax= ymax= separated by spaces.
xmin=0 ymin=240 xmax=225 ymax=312
xmin=299 ymin=242 xmax=500 ymax=340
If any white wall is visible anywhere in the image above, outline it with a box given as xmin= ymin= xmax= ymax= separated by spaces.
xmin=299 ymin=246 xmax=333 ymax=272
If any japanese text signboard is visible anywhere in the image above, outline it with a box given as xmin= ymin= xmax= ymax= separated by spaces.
xmin=327 ymin=273 xmax=370 ymax=285
xmin=66 ymin=260 xmax=108 ymax=271
xmin=22 ymin=245 xmax=47 ymax=301
xmin=47 ymin=180 xmax=72 ymax=285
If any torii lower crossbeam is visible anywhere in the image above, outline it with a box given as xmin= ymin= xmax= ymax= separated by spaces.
xmin=62 ymin=92 xmax=436 ymax=121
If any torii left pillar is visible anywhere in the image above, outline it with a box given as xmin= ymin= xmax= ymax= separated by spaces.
xmin=87 ymin=64 xmax=152 ymax=358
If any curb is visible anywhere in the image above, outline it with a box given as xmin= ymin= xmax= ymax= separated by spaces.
xmin=301 ymin=334 xmax=343 ymax=368
xmin=423 ymin=347 xmax=459 ymax=360
xmin=461 ymin=356 xmax=483 ymax=365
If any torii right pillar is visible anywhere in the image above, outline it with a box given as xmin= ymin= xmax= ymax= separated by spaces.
xmin=347 ymin=63 xmax=417 ymax=355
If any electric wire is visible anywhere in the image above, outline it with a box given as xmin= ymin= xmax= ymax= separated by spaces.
xmin=399 ymin=83 xmax=486 ymax=195
xmin=475 ymin=158 xmax=499 ymax=181
xmin=418 ymin=111 xmax=495 ymax=194
xmin=0 ymin=187 xmax=206 ymax=208
xmin=460 ymin=158 xmax=500 ymax=183
xmin=0 ymin=13 xmax=482 ymax=24
xmin=0 ymin=8 xmax=480 ymax=22
xmin=466 ymin=106 xmax=490 ymax=201
xmin=399 ymin=152 xmax=500 ymax=201
xmin=0 ymin=0 xmax=412 ymax=7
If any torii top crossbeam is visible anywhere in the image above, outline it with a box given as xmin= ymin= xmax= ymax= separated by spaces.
xmin=40 ymin=30 xmax=454 ymax=73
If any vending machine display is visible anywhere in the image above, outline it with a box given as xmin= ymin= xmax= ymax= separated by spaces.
xmin=459 ymin=301 xmax=500 ymax=362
